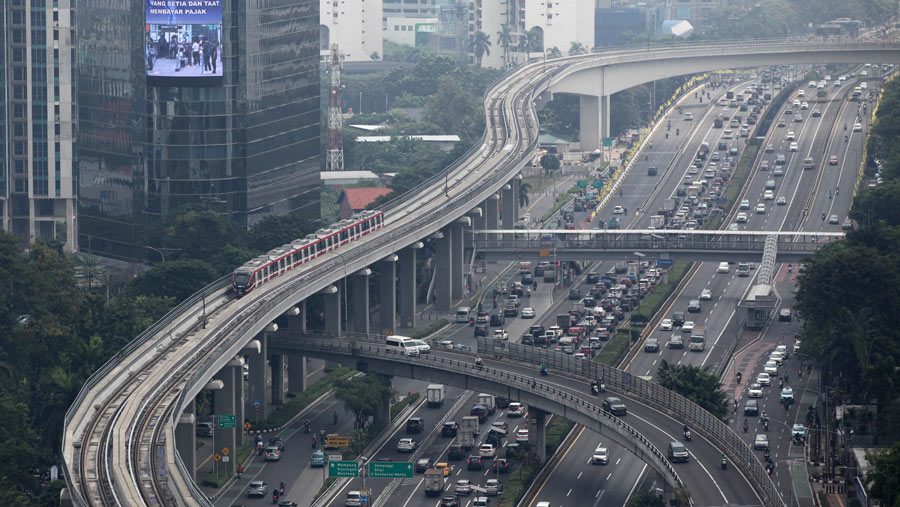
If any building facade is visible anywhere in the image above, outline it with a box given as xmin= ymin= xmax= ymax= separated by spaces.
xmin=77 ymin=0 xmax=321 ymax=261
xmin=1 ymin=0 xmax=77 ymax=252
xmin=320 ymin=0 xmax=383 ymax=62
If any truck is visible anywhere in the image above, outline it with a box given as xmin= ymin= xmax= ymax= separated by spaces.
xmin=659 ymin=199 xmax=676 ymax=217
xmin=424 ymin=469 xmax=445 ymax=496
xmin=459 ymin=416 xmax=480 ymax=450
xmin=427 ymin=384 xmax=445 ymax=408
xmin=477 ymin=393 xmax=496 ymax=415
xmin=519 ymin=261 xmax=532 ymax=274
xmin=689 ymin=326 xmax=706 ymax=351
xmin=557 ymin=314 xmax=573 ymax=329
xmin=649 ymin=214 xmax=665 ymax=229
xmin=543 ymin=264 xmax=557 ymax=283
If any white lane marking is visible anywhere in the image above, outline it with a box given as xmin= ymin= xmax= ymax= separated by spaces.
xmin=577 ymin=471 xmax=583 ymax=480
xmin=566 ymin=488 xmax=573 ymax=496
xmin=623 ymin=464 xmax=648 ymax=504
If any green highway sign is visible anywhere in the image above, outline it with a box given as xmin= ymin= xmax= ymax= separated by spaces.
xmin=368 ymin=461 xmax=413 ymax=478
xmin=328 ymin=460 xmax=359 ymax=478
xmin=602 ymin=137 xmax=613 ymax=147
xmin=217 ymin=414 xmax=236 ymax=429
xmin=576 ymin=180 xmax=588 ymax=189
xmin=592 ymin=181 xmax=604 ymax=189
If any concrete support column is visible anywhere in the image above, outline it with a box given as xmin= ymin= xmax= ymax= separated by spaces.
xmin=511 ymin=177 xmax=521 ymax=223
xmin=398 ymin=246 xmax=418 ymax=328
xmin=501 ymin=183 xmax=515 ymax=231
xmin=374 ymin=389 xmax=392 ymax=426
xmin=379 ymin=256 xmax=397 ymax=334
xmin=323 ymin=287 xmax=341 ymax=334
xmin=485 ymin=195 xmax=499 ymax=241
xmin=466 ymin=208 xmax=482 ymax=251
xmin=528 ymin=406 xmax=549 ymax=463
xmin=175 ymin=408 xmax=197 ymax=481
xmin=234 ymin=359 xmax=245 ymax=446
xmin=436 ymin=230 xmax=453 ymax=313
xmin=351 ymin=270 xmax=370 ymax=335
xmin=451 ymin=223 xmax=464 ymax=301
xmin=288 ymin=354 xmax=308 ymax=392
xmin=247 ymin=332 xmax=269 ymax=421
xmin=579 ymin=94 xmax=610 ymax=152
xmin=271 ymin=354 xmax=285 ymax=406
xmin=213 ymin=361 xmax=240 ymax=473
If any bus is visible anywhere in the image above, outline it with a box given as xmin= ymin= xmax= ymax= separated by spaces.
xmin=816 ymin=88 xmax=828 ymax=102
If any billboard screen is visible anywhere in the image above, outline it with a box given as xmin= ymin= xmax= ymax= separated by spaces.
xmin=146 ymin=0 xmax=223 ymax=80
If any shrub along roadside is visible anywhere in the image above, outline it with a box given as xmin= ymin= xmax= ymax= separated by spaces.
xmin=250 ymin=366 xmax=355 ymax=432
xmin=200 ymin=443 xmax=253 ymax=488
xmin=497 ymin=417 xmax=575 ymax=506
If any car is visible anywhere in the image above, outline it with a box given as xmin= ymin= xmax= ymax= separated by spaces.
xmin=740 ymin=199 xmax=751 ymax=210
xmin=455 ymin=479 xmax=473 ymax=494
xmin=789 ymin=142 xmax=798 ymax=152
xmin=592 ymin=445 xmax=610 ymax=464
xmin=602 ymin=397 xmax=627 ymax=416
xmin=644 ymin=338 xmax=660 ymax=352
xmin=777 ymin=118 xmax=786 ymax=127
xmin=466 ymin=455 xmax=484 ymax=471
xmin=406 ymin=417 xmax=425 ymax=433
xmin=492 ymin=458 xmax=510 ymax=473
xmin=794 ymin=114 xmax=803 ymax=122
xmin=757 ymin=372 xmax=771 ymax=386
xmin=613 ymin=205 xmax=624 ymax=214
xmin=397 ymin=438 xmax=417 ymax=452
xmin=755 ymin=203 xmax=766 ymax=214
xmin=774 ymin=344 xmax=789 ymax=359
xmin=829 ymin=155 xmax=838 ymax=165
xmin=765 ymin=143 xmax=774 ymax=153
xmin=310 ymin=449 xmax=326 ymax=467
xmin=779 ymin=308 xmax=792 ymax=321
xmin=268 ymin=436 xmax=285 ymax=451
xmin=828 ymin=214 xmax=839 ymax=225
xmin=781 ymin=387 xmax=795 ymax=404
xmin=434 ymin=462 xmax=453 ymax=477
xmin=479 ymin=443 xmax=497 ymax=458
xmin=660 ymin=318 xmax=673 ymax=331
xmin=668 ymin=334 xmax=684 ymax=349
xmin=508 ymin=402 xmax=525 ymax=417
xmin=492 ymin=329 xmax=509 ymax=341
xmin=447 ymin=444 xmax=465 ymax=460
xmin=247 ymin=480 xmax=268 ymax=498
xmin=416 ymin=457 xmax=435 ymax=473
xmin=791 ymin=424 xmax=807 ymax=439
xmin=521 ymin=307 xmax=535 ymax=319
xmin=786 ymin=131 xmax=796 ymax=141
xmin=736 ymin=212 xmax=748 ymax=223
xmin=671 ymin=312 xmax=685 ymax=327
xmin=754 ymin=434 xmax=769 ymax=450
xmin=279 ymin=501 xmax=298 ymax=507
xmin=744 ymin=399 xmax=760 ymax=416
xmin=474 ymin=324 xmax=489 ymax=337
xmin=687 ymin=299 xmax=701 ymax=313
xmin=264 ymin=446 xmax=281 ymax=461
xmin=700 ymin=289 xmax=712 ymax=301
xmin=764 ymin=360 xmax=778 ymax=376
xmin=748 ymin=383 xmax=763 ymax=398
xmin=442 ymin=421 xmax=459 ymax=437
xmin=775 ymin=154 xmax=786 ymax=165
xmin=853 ymin=122 xmax=862 ymax=132
xmin=667 ymin=441 xmax=690 ymax=463
xmin=685 ymin=112 xmax=694 ymax=120
xmin=682 ymin=321 xmax=694 ymax=333
xmin=485 ymin=478 xmax=504 ymax=496
xmin=516 ymin=429 xmax=529 ymax=442
xmin=763 ymin=190 xmax=774 ymax=200
xmin=440 ymin=496 xmax=461 ymax=507
xmin=773 ymin=196 xmax=786 ymax=207
xmin=770 ymin=351 xmax=785 ymax=366
xmin=812 ymin=108 xmax=821 ymax=117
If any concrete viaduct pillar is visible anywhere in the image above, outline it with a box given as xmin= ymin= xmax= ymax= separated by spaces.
xmin=485 ymin=195 xmax=499 ymax=241
xmin=212 ymin=359 xmax=241 ymax=474
xmin=351 ymin=269 xmax=371 ymax=335
xmin=323 ymin=286 xmax=341 ymax=334
xmin=501 ymin=182 xmax=516 ymax=231
xmin=379 ymin=255 xmax=397 ymax=334
xmin=528 ymin=406 xmax=549 ymax=463
xmin=435 ymin=230 xmax=452 ymax=313
xmin=245 ymin=330 xmax=270 ymax=422
xmin=579 ymin=94 xmax=610 ymax=152
xmin=271 ymin=353 xmax=285 ymax=406
xmin=175 ymin=399 xmax=196 ymax=481
xmin=398 ymin=244 xmax=421 ymax=329
xmin=450 ymin=222 xmax=465 ymax=302
xmin=287 ymin=354 xmax=307 ymax=393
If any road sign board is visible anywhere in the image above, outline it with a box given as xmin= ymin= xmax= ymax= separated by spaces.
xmin=603 ymin=137 xmax=613 ymax=148
xmin=221 ymin=447 xmax=230 ymax=456
xmin=326 ymin=435 xmax=351 ymax=447
xmin=657 ymin=258 xmax=674 ymax=267
xmin=243 ymin=422 xmax=252 ymax=431
xmin=592 ymin=180 xmax=604 ymax=189
xmin=253 ymin=400 xmax=260 ymax=407
xmin=213 ymin=453 xmax=221 ymax=462
xmin=328 ymin=460 xmax=359 ymax=478
xmin=368 ymin=461 xmax=413 ymax=478
xmin=218 ymin=414 xmax=236 ymax=429
xmin=576 ymin=180 xmax=588 ymax=189
xmin=539 ymin=249 xmax=550 ymax=257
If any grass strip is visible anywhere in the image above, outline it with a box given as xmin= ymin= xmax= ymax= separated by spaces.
xmin=413 ymin=319 xmax=448 ymax=339
xmin=496 ymin=417 xmax=575 ymax=506
xmin=390 ymin=393 xmax=421 ymax=419
xmin=200 ymin=443 xmax=253 ymax=487
xmin=251 ymin=366 xmax=355 ymax=431
xmin=540 ymin=194 xmax=575 ymax=222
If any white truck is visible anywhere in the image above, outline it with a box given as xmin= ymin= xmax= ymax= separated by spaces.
xmin=689 ymin=326 xmax=706 ymax=351
xmin=649 ymin=214 xmax=665 ymax=229
xmin=477 ymin=393 xmax=496 ymax=415
xmin=459 ymin=416 xmax=480 ymax=450
xmin=427 ymin=384 xmax=445 ymax=408
xmin=424 ymin=468 xmax=444 ymax=496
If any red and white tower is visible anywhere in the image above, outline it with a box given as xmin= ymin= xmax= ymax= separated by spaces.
xmin=326 ymin=44 xmax=345 ymax=172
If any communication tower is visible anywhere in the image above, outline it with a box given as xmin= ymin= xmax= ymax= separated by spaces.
xmin=326 ymin=44 xmax=345 ymax=171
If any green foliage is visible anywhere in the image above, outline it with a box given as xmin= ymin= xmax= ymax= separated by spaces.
xmin=123 ymin=259 xmax=218 ymax=303
xmin=868 ymin=78 xmax=900 ymax=183
xmin=540 ymin=154 xmax=561 ymax=172
xmin=382 ymin=40 xmax=434 ymax=63
xmin=390 ymin=392 xmax=421 ymax=419
xmin=161 ymin=207 xmax=235 ymax=259
xmin=471 ymin=31 xmax=492 ymax=67
xmin=626 ymin=489 xmax=666 ymax=507
xmin=252 ymin=366 xmax=354 ymax=431
xmin=853 ymin=181 xmax=900 ymax=226
xmin=412 ymin=319 xmax=449 ymax=339
xmin=867 ymin=443 xmax=900 ymax=506
xmin=244 ymin=214 xmax=316 ymax=253
xmin=656 ymin=360 xmax=729 ymax=420
xmin=333 ymin=373 xmax=393 ymax=429
xmin=425 ymin=76 xmax=485 ymax=141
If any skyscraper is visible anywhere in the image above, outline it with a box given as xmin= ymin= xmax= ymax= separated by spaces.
xmin=1 ymin=0 xmax=78 ymax=253
xmin=77 ymin=0 xmax=321 ymax=261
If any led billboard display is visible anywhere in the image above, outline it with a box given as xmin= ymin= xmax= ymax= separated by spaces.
xmin=145 ymin=0 xmax=223 ymax=80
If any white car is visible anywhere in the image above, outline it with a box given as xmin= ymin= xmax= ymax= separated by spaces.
xmin=479 ymin=443 xmax=497 ymax=458
xmin=516 ymin=429 xmax=529 ymax=442
xmin=591 ymin=445 xmax=609 ymax=465
xmin=521 ymin=307 xmax=535 ymax=319
xmin=682 ymin=321 xmax=695 ymax=333
xmin=755 ymin=203 xmax=766 ymax=214
xmin=507 ymin=402 xmax=525 ymax=417
xmin=763 ymin=190 xmax=774 ymax=200
xmin=717 ymin=262 xmax=730 ymax=273
xmin=700 ymin=289 xmax=712 ymax=301
xmin=757 ymin=372 xmax=771 ymax=386
xmin=684 ymin=112 xmax=694 ymax=120
xmin=777 ymin=196 xmax=787 ymax=206
xmin=736 ymin=212 xmax=748 ymax=223
xmin=412 ymin=339 xmax=431 ymax=354
xmin=492 ymin=329 xmax=509 ymax=341
xmin=613 ymin=205 xmax=624 ymax=214
xmin=786 ymin=131 xmax=796 ymax=141
xmin=789 ymin=142 xmax=798 ymax=152
xmin=748 ymin=383 xmax=763 ymax=398
xmin=770 ymin=351 xmax=785 ymax=366
xmin=660 ymin=319 xmax=673 ymax=331
xmin=754 ymin=434 xmax=769 ymax=450
xmin=455 ymin=480 xmax=473 ymax=495
xmin=853 ymin=122 xmax=862 ymax=132
xmin=397 ymin=438 xmax=417 ymax=452
xmin=764 ymin=360 xmax=778 ymax=376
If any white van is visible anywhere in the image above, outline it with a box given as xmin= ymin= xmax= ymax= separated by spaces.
xmin=385 ymin=336 xmax=420 ymax=356
xmin=717 ymin=262 xmax=730 ymax=274
xmin=455 ymin=306 xmax=471 ymax=323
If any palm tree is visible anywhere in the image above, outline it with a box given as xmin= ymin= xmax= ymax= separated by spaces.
xmin=518 ymin=35 xmax=530 ymax=62
xmin=471 ymin=31 xmax=491 ymax=68
xmin=527 ymin=28 xmax=544 ymax=55
xmin=568 ymin=41 xmax=587 ymax=56
xmin=496 ymin=25 xmax=513 ymax=68
xmin=546 ymin=46 xmax=562 ymax=59
xmin=519 ymin=182 xmax=532 ymax=208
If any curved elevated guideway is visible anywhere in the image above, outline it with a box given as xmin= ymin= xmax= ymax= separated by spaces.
xmin=62 ymin=39 xmax=900 ymax=507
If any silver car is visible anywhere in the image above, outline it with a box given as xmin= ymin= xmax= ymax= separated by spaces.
xmin=247 ymin=480 xmax=268 ymax=497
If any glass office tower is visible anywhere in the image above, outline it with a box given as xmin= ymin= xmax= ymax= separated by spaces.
xmin=77 ymin=0 xmax=320 ymax=260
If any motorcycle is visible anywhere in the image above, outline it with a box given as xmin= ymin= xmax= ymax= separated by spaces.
xmin=845 ymin=135 xmax=849 ymax=142
xmin=591 ymin=383 xmax=599 ymax=395
xmin=779 ymin=378 xmax=784 ymax=388
xmin=844 ymin=123 xmax=848 ymax=130
xmin=280 ymin=486 xmax=285 ymax=497
xmin=721 ymin=457 xmax=728 ymax=470
xmin=736 ymin=371 xmax=742 ymax=384
xmin=743 ymin=421 xmax=749 ymax=433
xmin=304 ymin=422 xmax=310 ymax=434
xmin=475 ymin=356 xmax=484 ymax=369
xmin=764 ymin=449 xmax=770 ymax=460
xmin=787 ymin=264 xmax=793 ymax=273
xmin=822 ymin=212 xmax=826 ymax=221
xmin=311 ymin=437 xmax=317 ymax=449
xmin=273 ymin=491 xmax=279 ymax=504
xmin=676 ymin=128 xmax=680 ymax=136
xmin=684 ymin=430 xmax=692 ymax=442
xmin=540 ymin=365 xmax=548 ymax=377
xmin=764 ymin=420 xmax=769 ymax=432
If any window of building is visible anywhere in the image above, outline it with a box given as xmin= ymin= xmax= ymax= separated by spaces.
xmin=13 ymin=29 xmax=25 ymax=44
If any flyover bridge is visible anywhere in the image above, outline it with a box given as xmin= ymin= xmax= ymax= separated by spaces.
xmin=475 ymin=229 xmax=845 ymax=263
xmin=62 ymin=39 xmax=900 ymax=507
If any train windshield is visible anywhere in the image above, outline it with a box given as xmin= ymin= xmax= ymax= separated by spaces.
xmin=234 ymin=272 xmax=252 ymax=287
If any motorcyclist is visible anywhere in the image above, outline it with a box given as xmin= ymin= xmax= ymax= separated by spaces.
xmin=311 ymin=436 xmax=317 ymax=448
xmin=845 ymin=135 xmax=849 ymax=142
xmin=822 ymin=212 xmax=826 ymax=221
xmin=844 ymin=122 xmax=848 ymax=130
xmin=540 ymin=363 xmax=548 ymax=376
xmin=736 ymin=371 xmax=742 ymax=384
xmin=304 ymin=420 xmax=310 ymax=433
xmin=788 ymin=263 xmax=793 ymax=272
xmin=743 ymin=419 xmax=749 ymax=432
xmin=333 ymin=411 xmax=339 ymax=425
xmin=237 ymin=465 xmax=244 ymax=478
xmin=475 ymin=355 xmax=484 ymax=367
xmin=676 ymin=128 xmax=680 ymax=135
xmin=829 ymin=190 xmax=832 ymax=199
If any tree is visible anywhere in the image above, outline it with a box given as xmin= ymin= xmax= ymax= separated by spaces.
xmin=424 ymin=76 xmax=483 ymax=141
xmin=546 ymin=46 xmax=563 ymax=59
xmin=497 ymin=25 xmax=513 ymax=68
xmin=471 ymin=31 xmax=491 ymax=68
xmin=161 ymin=207 xmax=234 ymax=260
xmin=518 ymin=34 xmax=530 ymax=62
xmin=370 ymin=52 xmax=380 ymax=60
xmin=245 ymin=214 xmax=316 ymax=253
xmin=333 ymin=374 xmax=393 ymax=429
xmin=568 ymin=41 xmax=587 ymax=56
xmin=519 ymin=182 xmax=532 ymax=208
xmin=656 ymin=360 xmax=729 ymax=420
xmin=626 ymin=489 xmax=666 ymax=507
xmin=540 ymin=153 xmax=560 ymax=173
xmin=123 ymin=259 xmax=218 ymax=303
xmin=527 ymin=27 xmax=544 ymax=55
xmin=867 ymin=443 xmax=900 ymax=506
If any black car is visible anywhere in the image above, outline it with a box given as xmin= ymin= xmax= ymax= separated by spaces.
xmin=467 ymin=455 xmax=485 ymax=471
xmin=586 ymin=272 xmax=600 ymax=283
xmin=415 ymin=457 xmax=434 ymax=473
xmin=440 ymin=497 xmax=461 ymax=507
xmin=490 ymin=311 xmax=505 ymax=327
xmin=406 ymin=417 xmax=425 ymax=434
xmin=442 ymin=421 xmax=459 ymax=437
xmin=778 ymin=308 xmax=792 ymax=322
xmin=671 ymin=312 xmax=685 ymax=327
xmin=447 ymin=444 xmax=465 ymax=460
xmin=268 ymin=437 xmax=285 ymax=451
xmin=522 ymin=274 xmax=534 ymax=285
xmin=668 ymin=334 xmax=684 ymax=349
xmin=474 ymin=324 xmax=489 ymax=337
xmin=504 ymin=305 xmax=518 ymax=317
xmin=569 ymin=288 xmax=581 ymax=300
xmin=495 ymin=396 xmax=510 ymax=409
xmin=583 ymin=296 xmax=596 ymax=307
xmin=504 ymin=442 xmax=520 ymax=458
xmin=492 ymin=458 xmax=510 ymax=473
xmin=602 ymin=397 xmax=628 ymax=416
xmin=744 ymin=399 xmax=759 ymax=416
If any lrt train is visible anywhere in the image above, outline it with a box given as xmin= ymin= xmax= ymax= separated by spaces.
xmin=232 ymin=210 xmax=385 ymax=297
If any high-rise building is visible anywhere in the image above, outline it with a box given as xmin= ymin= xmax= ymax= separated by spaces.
xmin=1 ymin=0 xmax=77 ymax=252
xmin=320 ymin=0 xmax=383 ymax=62
xmin=77 ymin=0 xmax=321 ymax=261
